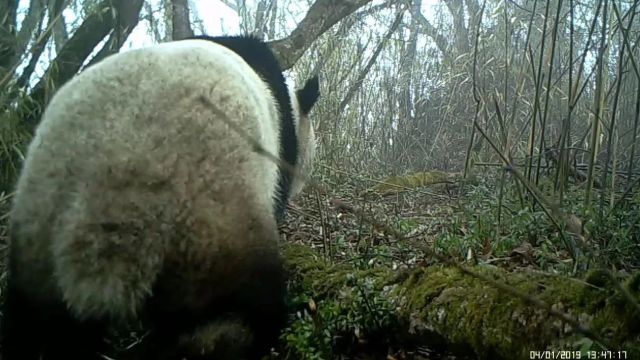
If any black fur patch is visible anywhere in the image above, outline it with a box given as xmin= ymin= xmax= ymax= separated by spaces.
xmin=189 ymin=35 xmax=297 ymax=222
xmin=297 ymin=75 xmax=320 ymax=116
xmin=1 ymin=276 xmax=106 ymax=359
xmin=144 ymin=248 xmax=287 ymax=359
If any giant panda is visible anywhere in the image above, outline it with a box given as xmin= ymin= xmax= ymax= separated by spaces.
xmin=1 ymin=34 xmax=320 ymax=360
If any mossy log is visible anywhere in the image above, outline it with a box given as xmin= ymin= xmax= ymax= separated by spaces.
xmin=282 ymin=244 xmax=640 ymax=359
xmin=367 ymin=171 xmax=462 ymax=195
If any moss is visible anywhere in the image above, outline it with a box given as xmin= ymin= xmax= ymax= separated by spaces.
xmin=626 ymin=272 xmax=640 ymax=295
xmin=395 ymin=265 xmax=640 ymax=359
xmin=283 ymin=244 xmax=394 ymax=299
xmin=369 ymin=171 xmax=461 ymax=195
xmin=584 ymin=268 xmax=611 ymax=288
xmin=283 ymin=244 xmax=640 ymax=360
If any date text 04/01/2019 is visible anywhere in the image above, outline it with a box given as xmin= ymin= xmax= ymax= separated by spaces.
xmin=529 ymin=351 xmax=628 ymax=359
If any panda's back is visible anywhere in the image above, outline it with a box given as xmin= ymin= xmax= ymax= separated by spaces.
xmin=9 ymin=39 xmax=282 ymax=319
xmin=36 ymin=39 xmax=279 ymax=164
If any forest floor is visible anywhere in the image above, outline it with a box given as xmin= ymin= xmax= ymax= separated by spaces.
xmin=281 ymin=171 xmax=579 ymax=278
xmin=279 ymin=178 xmax=476 ymax=359
xmin=0 ymin=170 xmax=638 ymax=359
xmin=276 ymin=170 xmax=640 ymax=359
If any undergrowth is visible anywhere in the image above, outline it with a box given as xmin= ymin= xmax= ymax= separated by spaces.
xmin=282 ymin=269 xmax=401 ymax=359
xmin=0 ymin=87 xmax=32 ymax=193
xmin=279 ymin=168 xmax=640 ymax=358
xmin=424 ymin=173 xmax=640 ymax=272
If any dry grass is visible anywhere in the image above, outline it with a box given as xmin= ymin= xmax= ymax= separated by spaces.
xmin=0 ymin=191 xmax=10 ymax=317
xmin=280 ymin=175 xmax=457 ymax=268
xmin=0 ymin=192 xmax=8 ymax=244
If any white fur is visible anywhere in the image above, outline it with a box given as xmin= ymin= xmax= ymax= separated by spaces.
xmin=288 ymin=83 xmax=317 ymax=197
xmin=9 ymin=39 xmax=293 ymax=321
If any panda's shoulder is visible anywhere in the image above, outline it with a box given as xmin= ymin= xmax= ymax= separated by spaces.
xmin=188 ymin=35 xmax=276 ymax=68
xmin=188 ymin=35 xmax=284 ymax=88
xmin=122 ymin=39 xmax=245 ymax=70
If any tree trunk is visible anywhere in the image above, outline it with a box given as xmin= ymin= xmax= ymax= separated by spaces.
xmin=49 ymin=0 xmax=69 ymax=52
xmin=394 ymin=0 xmax=420 ymax=167
xmin=171 ymin=0 xmax=193 ymax=40
xmin=84 ymin=0 xmax=144 ymax=69
xmin=269 ymin=0 xmax=375 ymax=70
xmin=445 ymin=0 xmax=470 ymax=54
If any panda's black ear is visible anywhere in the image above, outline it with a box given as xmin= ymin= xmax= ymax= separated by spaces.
xmin=296 ymin=75 xmax=320 ymax=116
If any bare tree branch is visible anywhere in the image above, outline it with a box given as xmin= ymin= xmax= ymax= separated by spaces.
xmin=49 ymin=0 xmax=69 ymax=52
xmin=338 ymin=9 xmax=404 ymax=114
xmin=16 ymin=0 xmax=67 ymax=89
xmin=24 ymin=0 xmax=144 ymax=131
xmin=311 ymin=14 xmax=357 ymax=76
xmin=267 ymin=0 xmax=277 ymax=39
xmin=144 ymin=1 xmax=163 ymax=42
xmin=84 ymin=0 xmax=144 ymax=68
xmin=0 ymin=0 xmax=20 ymax=74
xmin=269 ymin=0 xmax=376 ymax=70
xmin=311 ymin=0 xmax=394 ymax=75
xmin=219 ymin=0 xmax=238 ymax=12
xmin=14 ymin=0 xmax=46 ymax=65
xmin=253 ymin=0 xmax=268 ymax=37
xmin=412 ymin=7 xmax=450 ymax=57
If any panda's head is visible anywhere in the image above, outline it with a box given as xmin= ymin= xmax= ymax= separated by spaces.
xmin=191 ymin=34 xmax=320 ymax=220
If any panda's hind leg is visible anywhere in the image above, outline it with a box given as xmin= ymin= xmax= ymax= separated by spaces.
xmin=1 ymin=280 xmax=43 ymax=360
xmin=138 ymin=249 xmax=288 ymax=360
xmin=240 ymin=250 xmax=288 ymax=358
xmin=40 ymin=305 xmax=107 ymax=360
xmin=1 ymin=279 xmax=107 ymax=360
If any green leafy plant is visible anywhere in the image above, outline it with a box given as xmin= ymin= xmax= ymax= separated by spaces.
xmin=282 ymin=274 xmax=399 ymax=359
